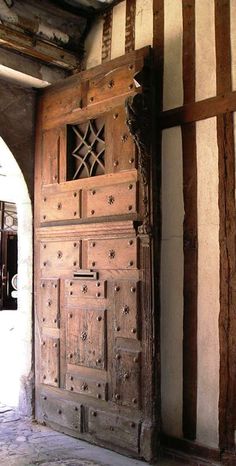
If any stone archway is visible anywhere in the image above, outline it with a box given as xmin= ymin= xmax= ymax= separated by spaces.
xmin=0 ymin=137 xmax=33 ymax=415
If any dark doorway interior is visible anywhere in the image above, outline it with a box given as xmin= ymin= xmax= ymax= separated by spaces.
xmin=0 ymin=202 xmax=17 ymax=310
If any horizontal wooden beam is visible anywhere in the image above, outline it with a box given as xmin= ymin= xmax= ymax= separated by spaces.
xmin=159 ymin=90 xmax=236 ymax=128
xmin=0 ymin=48 xmax=68 ymax=85
xmin=161 ymin=434 xmax=221 ymax=463
xmin=0 ymin=25 xmax=80 ymax=70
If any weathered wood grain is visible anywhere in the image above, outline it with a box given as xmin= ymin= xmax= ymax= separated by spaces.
xmin=125 ymin=0 xmax=136 ymax=53
xmin=34 ymin=47 xmax=156 ymax=461
xmin=215 ymin=0 xmax=235 ymax=451
xmin=182 ymin=0 xmax=197 ymax=441
xmin=182 ymin=123 xmax=197 ymax=440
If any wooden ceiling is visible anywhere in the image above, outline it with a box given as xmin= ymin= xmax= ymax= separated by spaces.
xmin=0 ymin=0 xmax=122 ymax=75
xmin=57 ymin=0 xmax=120 ymax=14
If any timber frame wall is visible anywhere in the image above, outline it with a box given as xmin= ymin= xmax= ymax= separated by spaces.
xmin=158 ymin=2 xmax=236 ymax=460
xmin=84 ymin=0 xmax=236 ymax=463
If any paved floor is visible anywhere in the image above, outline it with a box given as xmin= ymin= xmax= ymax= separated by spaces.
xmin=0 ymin=404 xmax=187 ymax=466
xmin=0 ymin=312 xmax=219 ymax=466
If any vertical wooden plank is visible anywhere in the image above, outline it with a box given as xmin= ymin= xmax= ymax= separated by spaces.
xmin=218 ymin=113 xmax=236 ymax=451
xmin=59 ymin=126 xmax=67 ymax=183
xmin=153 ymin=0 xmax=164 ymax=108
xmin=102 ymin=9 xmax=113 ymax=63
xmin=215 ymin=0 xmax=235 ymax=452
xmin=183 ymin=0 xmax=195 ymax=105
xmin=182 ymin=123 xmax=197 ymax=441
xmin=215 ymin=0 xmax=232 ymax=94
xmin=139 ymin=235 xmax=155 ymax=459
xmin=125 ymin=0 xmax=136 ymax=53
xmin=153 ymin=0 xmax=164 ymax=445
xmin=230 ymin=0 xmax=236 ymax=91
xmin=182 ymin=0 xmax=197 ymax=441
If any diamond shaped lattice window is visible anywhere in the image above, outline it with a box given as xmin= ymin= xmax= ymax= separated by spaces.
xmin=67 ymin=118 xmax=105 ymax=180
xmin=2 ymin=202 xmax=17 ymax=232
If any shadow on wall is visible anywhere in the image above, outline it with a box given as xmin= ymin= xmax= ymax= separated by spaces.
xmin=0 ymin=137 xmax=33 ymax=415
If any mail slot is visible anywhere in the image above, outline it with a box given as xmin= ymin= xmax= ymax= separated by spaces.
xmin=73 ymin=269 xmax=98 ymax=280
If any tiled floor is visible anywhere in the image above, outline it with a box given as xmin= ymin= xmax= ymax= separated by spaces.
xmin=0 ymin=404 xmax=197 ymax=466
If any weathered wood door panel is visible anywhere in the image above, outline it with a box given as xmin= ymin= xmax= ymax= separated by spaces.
xmin=41 ymin=189 xmax=81 ymax=223
xmin=66 ymin=308 xmax=107 ymax=369
xmin=40 ymin=238 xmax=81 ymax=276
xmin=35 ymin=47 xmax=156 ymax=460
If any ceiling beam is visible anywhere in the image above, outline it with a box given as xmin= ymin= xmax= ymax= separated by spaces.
xmin=0 ymin=48 xmax=69 ymax=87
xmin=0 ymin=0 xmax=89 ymax=70
xmin=0 ymin=24 xmax=81 ymax=70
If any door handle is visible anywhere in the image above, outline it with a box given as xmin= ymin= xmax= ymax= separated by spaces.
xmin=1 ymin=264 xmax=6 ymax=281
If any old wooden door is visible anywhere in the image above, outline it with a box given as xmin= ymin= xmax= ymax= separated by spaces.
xmin=34 ymin=47 xmax=157 ymax=460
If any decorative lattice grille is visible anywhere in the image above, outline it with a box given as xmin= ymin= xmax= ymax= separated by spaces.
xmin=67 ymin=118 xmax=105 ymax=180
xmin=0 ymin=202 xmax=17 ymax=232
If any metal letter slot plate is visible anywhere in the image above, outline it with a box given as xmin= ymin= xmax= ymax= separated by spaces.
xmin=73 ymin=269 xmax=98 ymax=280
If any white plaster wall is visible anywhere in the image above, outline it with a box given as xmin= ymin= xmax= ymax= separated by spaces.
xmin=196 ymin=118 xmax=219 ymax=448
xmin=111 ymin=1 xmax=126 ymax=59
xmin=85 ymin=16 xmax=103 ymax=69
xmin=163 ymin=0 xmax=183 ymax=110
xmin=135 ymin=0 xmax=153 ymax=50
xmin=161 ymin=126 xmax=184 ymax=437
xmin=0 ymin=137 xmax=32 ymax=410
xmin=195 ymin=0 xmax=216 ymax=101
xmin=230 ymin=0 xmax=236 ymax=91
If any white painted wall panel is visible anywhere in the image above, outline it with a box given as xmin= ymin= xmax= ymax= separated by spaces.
xmin=195 ymin=0 xmax=216 ymax=101
xmin=161 ymin=127 xmax=184 ymax=437
xmin=0 ymin=138 xmax=32 ymax=410
xmin=163 ymin=0 xmax=183 ymax=110
xmin=111 ymin=1 xmax=126 ymax=59
xmin=196 ymin=118 xmax=219 ymax=448
xmin=85 ymin=17 xmax=103 ymax=69
xmin=135 ymin=0 xmax=153 ymax=50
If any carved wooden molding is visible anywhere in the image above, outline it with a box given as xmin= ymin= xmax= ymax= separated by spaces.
xmin=125 ymin=68 xmax=152 ymax=236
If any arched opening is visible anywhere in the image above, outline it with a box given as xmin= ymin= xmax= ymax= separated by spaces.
xmin=0 ymin=137 xmax=33 ymax=414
